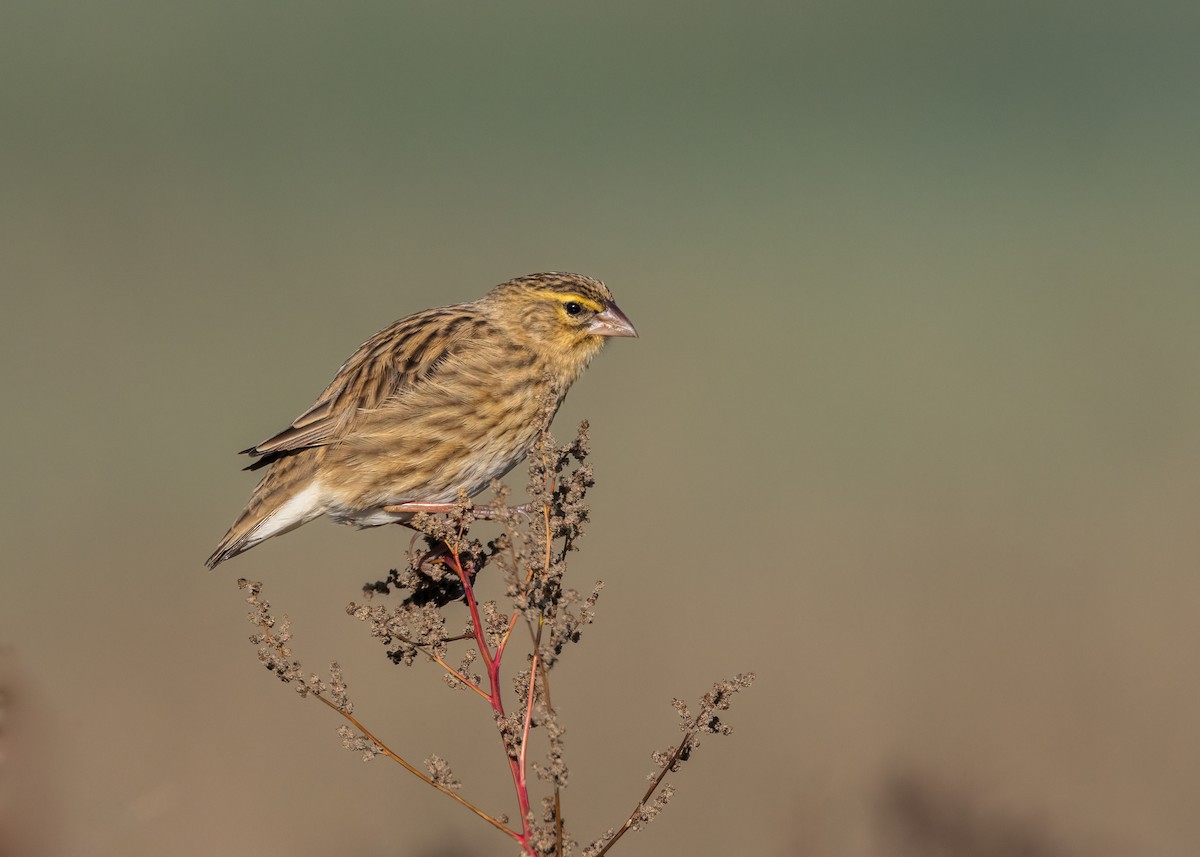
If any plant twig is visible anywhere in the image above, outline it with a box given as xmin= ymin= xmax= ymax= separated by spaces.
xmin=311 ymin=694 xmax=521 ymax=841
xmin=446 ymin=543 xmax=537 ymax=856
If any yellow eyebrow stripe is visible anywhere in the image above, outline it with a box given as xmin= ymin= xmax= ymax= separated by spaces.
xmin=530 ymin=291 xmax=604 ymax=313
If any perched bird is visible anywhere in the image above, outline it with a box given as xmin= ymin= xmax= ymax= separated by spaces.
xmin=206 ymin=272 xmax=636 ymax=569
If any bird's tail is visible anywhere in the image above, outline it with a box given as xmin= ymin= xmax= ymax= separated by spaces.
xmin=206 ymin=463 xmax=327 ymax=569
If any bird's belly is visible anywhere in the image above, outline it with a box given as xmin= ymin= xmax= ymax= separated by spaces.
xmin=327 ymin=432 xmax=532 ymax=528
xmin=328 ymin=504 xmax=412 ymax=528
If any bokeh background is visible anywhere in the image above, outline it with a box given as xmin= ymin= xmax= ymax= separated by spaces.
xmin=3 ymin=2 xmax=1199 ymax=855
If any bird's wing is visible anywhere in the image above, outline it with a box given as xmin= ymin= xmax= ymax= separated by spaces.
xmin=241 ymin=306 xmax=484 ymax=468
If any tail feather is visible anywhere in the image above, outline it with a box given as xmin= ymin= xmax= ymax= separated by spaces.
xmin=206 ymin=502 xmax=275 ymax=569
xmin=206 ymin=465 xmax=327 ymax=569
xmin=205 ymin=528 xmax=255 ymax=569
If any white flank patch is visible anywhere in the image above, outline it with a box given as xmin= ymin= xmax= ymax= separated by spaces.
xmin=252 ymin=481 xmax=327 ymax=544
xmin=332 ymin=505 xmax=413 ymax=529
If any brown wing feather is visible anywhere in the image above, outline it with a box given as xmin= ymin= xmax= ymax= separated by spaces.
xmin=240 ymin=307 xmax=480 ymax=468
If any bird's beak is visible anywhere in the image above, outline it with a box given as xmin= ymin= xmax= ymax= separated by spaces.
xmin=587 ymin=302 xmax=638 ymax=338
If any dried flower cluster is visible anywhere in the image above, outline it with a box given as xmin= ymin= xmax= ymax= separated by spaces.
xmin=235 ymin=418 xmax=754 ymax=856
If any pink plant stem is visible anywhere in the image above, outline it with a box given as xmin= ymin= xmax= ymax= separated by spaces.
xmin=449 ymin=550 xmax=536 ymax=856
xmin=495 ymin=610 xmax=520 ymax=663
xmin=518 ymin=644 xmax=540 ymax=785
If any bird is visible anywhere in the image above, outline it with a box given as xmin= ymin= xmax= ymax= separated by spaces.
xmin=206 ymin=272 xmax=636 ymax=569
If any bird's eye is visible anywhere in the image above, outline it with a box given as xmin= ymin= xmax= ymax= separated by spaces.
xmin=564 ymin=301 xmax=583 ymax=316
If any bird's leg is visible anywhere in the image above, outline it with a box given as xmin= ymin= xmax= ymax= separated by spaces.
xmin=383 ymin=501 xmax=461 ymax=515
xmin=383 ymin=501 xmax=539 ymax=519
xmin=417 ymin=542 xmax=454 ymax=573
xmin=393 ymin=523 xmax=457 ymax=578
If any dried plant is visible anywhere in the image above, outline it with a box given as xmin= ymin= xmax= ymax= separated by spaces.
xmin=235 ymin=417 xmax=753 ymax=856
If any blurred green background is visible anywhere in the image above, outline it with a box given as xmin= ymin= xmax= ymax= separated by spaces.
xmin=3 ymin=1 xmax=1199 ymax=855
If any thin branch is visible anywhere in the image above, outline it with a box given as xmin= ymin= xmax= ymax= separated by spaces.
xmin=518 ymin=623 xmax=543 ymax=788
xmin=310 ymin=694 xmax=520 ymax=842
xmin=392 ymin=631 xmax=490 ymax=702
xmin=495 ymin=610 xmax=520 ymax=663
xmin=592 ymin=733 xmax=692 ymax=857
xmin=555 ymin=788 xmax=564 ymax=857
xmin=446 ymin=544 xmax=536 ymax=855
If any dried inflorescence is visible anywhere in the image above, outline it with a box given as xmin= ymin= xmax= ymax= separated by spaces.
xmin=532 ymin=710 xmax=567 ymax=787
xmin=346 ymin=597 xmax=454 ymax=667
xmin=578 ymin=674 xmax=758 ymax=857
xmin=424 ymin=754 xmax=462 ymax=791
xmin=235 ymin=418 xmax=754 ymax=857
xmin=665 ymin=673 xmax=758 ymax=761
xmin=240 ymin=579 xmax=344 ymax=706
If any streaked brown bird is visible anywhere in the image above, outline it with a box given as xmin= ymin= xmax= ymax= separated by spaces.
xmin=206 ymin=272 xmax=636 ymax=569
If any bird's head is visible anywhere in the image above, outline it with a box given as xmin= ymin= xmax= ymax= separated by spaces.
xmin=485 ymin=272 xmax=637 ymax=376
